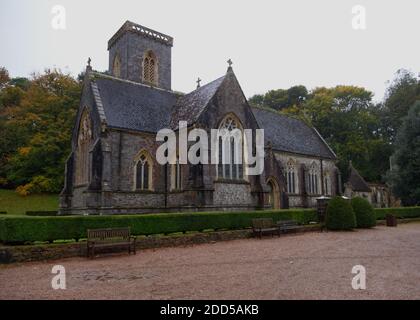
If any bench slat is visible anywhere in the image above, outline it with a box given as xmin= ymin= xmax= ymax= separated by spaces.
xmin=87 ymin=227 xmax=136 ymax=258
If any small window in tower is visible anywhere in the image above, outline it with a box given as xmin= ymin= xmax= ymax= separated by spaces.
xmin=143 ymin=50 xmax=158 ymax=85
xmin=113 ymin=54 xmax=121 ymax=78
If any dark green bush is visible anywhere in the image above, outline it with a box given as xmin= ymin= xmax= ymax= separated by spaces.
xmin=325 ymin=196 xmax=356 ymax=230
xmin=26 ymin=211 xmax=58 ymax=217
xmin=0 ymin=209 xmax=318 ymax=243
xmin=351 ymin=197 xmax=376 ymax=228
xmin=0 ymin=212 xmax=7 ymax=215
xmin=375 ymin=207 xmax=420 ymax=220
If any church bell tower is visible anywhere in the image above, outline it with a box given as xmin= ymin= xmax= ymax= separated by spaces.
xmin=107 ymin=21 xmax=173 ymax=91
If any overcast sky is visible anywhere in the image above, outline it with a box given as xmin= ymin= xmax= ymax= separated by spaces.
xmin=1 ymin=0 xmax=420 ymax=101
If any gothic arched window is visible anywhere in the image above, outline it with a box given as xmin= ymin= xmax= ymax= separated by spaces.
xmin=307 ymin=162 xmax=320 ymax=195
xmin=75 ymin=109 xmax=93 ymax=186
xmin=217 ymin=115 xmax=243 ymax=180
xmin=135 ymin=151 xmax=152 ymax=190
xmin=113 ymin=54 xmax=121 ymax=78
xmin=286 ymin=159 xmax=297 ymax=194
xmin=143 ymin=50 xmax=158 ymax=85
xmin=324 ymin=171 xmax=331 ymax=195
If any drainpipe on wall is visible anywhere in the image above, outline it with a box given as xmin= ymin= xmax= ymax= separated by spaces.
xmin=320 ymin=158 xmax=324 ymax=195
xmin=164 ymin=163 xmax=168 ymax=208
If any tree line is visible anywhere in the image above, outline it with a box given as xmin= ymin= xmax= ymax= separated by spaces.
xmin=0 ymin=66 xmax=419 ymax=205
xmin=249 ymin=69 xmax=420 ymax=205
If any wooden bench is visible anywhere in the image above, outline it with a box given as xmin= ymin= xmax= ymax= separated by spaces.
xmin=252 ymin=218 xmax=280 ymax=238
xmin=277 ymin=220 xmax=300 ymax=234
xmin=87 ymin=227 xmax=136 ymax=258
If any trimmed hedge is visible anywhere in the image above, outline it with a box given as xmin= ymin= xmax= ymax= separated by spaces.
xmin=351 ymin=197 xmax=376 ymax=228
xmin=375 ymin=207 xmax=420 ymax=220
xmin=0 ymin=209 xmax=317 ymax=243
xmin=325 ymin=196 xmax=356 ymax=230
xmin=25 ymin=211 xmax=58 ymax=217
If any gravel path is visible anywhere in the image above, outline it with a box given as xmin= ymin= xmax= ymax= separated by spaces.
xmin=1 ymin=223 xmax=420 ymax=300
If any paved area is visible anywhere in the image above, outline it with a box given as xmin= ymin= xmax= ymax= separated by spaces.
xmin=1 ymin=223 xmax=420 ymax=300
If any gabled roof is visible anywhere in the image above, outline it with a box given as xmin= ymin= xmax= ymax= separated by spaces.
xmin=169 ymin=75 xmax=225 ymax=129
xmin=92 ymin=73 xmax=178 ymax=133
xmin=347 ymin=164 xmax=371 ymax=192
xmin=88 ymin=71 xmax=336 ymax=160
xmin=252 ymin=106 xmax=337 ymax=159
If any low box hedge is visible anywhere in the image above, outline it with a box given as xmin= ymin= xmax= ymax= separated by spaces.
xmin=26 ymin=211 xmax=58 ymax=217
xmin=0 ymin=209 xmax=317 ymax=243
xmin=374 ymin=207 xmax=420 ymax=220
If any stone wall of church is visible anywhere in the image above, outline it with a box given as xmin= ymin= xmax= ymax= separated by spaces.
xmin=274 ymin=152 xmax=338 ymax=208
xmin=109 ymin=130 xmax=165 ymax=193
xmin=111 ymin=191 xmax=165 ymax=208
xmin=108 ymin=32 xmax=172 ymax=90
xmin=213 ymin=182 xmax=255 ymax=206
xmin=71 ymin=186 xmax=86 ymax=208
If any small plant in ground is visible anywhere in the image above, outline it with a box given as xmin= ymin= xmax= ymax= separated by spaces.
xmin=351 ymin=197 xmax=376 ymax=228
xmin=325 ymin=196 xmax=356 ymax=230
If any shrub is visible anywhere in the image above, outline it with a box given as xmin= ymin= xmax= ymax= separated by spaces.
xmin=325 ymin=196 xmax=356 ymax=230
xmin=26 ymin=211 xmax=58 ymax=217
xmin=15 ymin=176 xmax=56 ymax=196
xmin=351 ymin=197 xmax=376 ymax=228
xmin=0 ymin=209 xmax=317 ymax=244
xmin=374 ymin=207 xmax=420 ymax=220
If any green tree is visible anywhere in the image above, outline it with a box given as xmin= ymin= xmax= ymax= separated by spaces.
xmin=326 ymin=196 xmax=356 ymax=230
xmin=380 ymin=69 xmax=420 ymax=142
xmin=0 ymin=69 xmax=81 ymax=193
xmin=288 ymin=86 xmax=390 ymax=182
xmin=0 ymin=67 xmax=10 ymax=88
xmin=386 ymin=102 xmax=420 ymax=206
xmin=248 ymin=85 xmax=308 ymax=111
xmin=351 ymin=197 xmax=376 ymax=228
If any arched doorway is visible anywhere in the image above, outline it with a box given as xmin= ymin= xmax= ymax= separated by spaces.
xmin=267 ymin=178 xmax=280 ymax=209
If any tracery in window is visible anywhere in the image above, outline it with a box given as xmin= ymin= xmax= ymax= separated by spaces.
xmin=286 ymin=159 xmax=297 ymax=194
xmin=307 ymin=162 xmax=319 ymax=195
xmin=134 ymin=151 xmax=153 ymax=190
xmin=217 ymin=115 xmax=243 ymax=180
xmin=75 ymin=109 xmax=93 ymax=185
xmin=143 ymin=50 xmax=158 ymax=85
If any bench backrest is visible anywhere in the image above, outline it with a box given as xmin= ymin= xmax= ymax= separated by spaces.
xmin=278 ymin=220 xmax=298 ymax=227
xmin=87 ymin=228 xmax=131 ymax=241
xmin=252 ymin=218 xmax=275 ymax=229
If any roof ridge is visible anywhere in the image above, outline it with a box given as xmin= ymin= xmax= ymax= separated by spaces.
xmin=182 ymin=74 xmax=226 ymax=97
xmin=251 ymin=105 xmax=307 ymax=122
xmin=349 ymin=165 xmax=371 ymax=191
xmin=187 ymin=75 xmax=226 ymax=122
xmin=91 ymin=71 xmax=181 ymax=95
xmin=90 ymin=82 xmax=107 ymax=129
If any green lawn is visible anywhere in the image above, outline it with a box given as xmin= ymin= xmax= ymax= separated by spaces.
xmin=0 ymin=189 xmax=59 ymax=215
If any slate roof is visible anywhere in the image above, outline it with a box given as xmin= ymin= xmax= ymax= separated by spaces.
xmin=347 ymin=165 xmax=371 ymax=192
xmin=169 ymin=75 xmax=226 ymax=129
xmin=90 ymin=72 xmax=336 ymax=159
xmin=252 ymin=107 xmax=336 ymax=159
xmin=93 ymin=74 xmax=178 ymax=133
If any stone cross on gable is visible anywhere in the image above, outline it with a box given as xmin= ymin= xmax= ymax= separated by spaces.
xmin=196 ymin=77 xmax=201 ymax=89
xmin=227 ymin=58 xmax=233 ymax=67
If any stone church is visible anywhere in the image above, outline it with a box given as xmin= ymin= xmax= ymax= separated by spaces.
xmin=60 ymin=21 xmax=340 ymax=215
